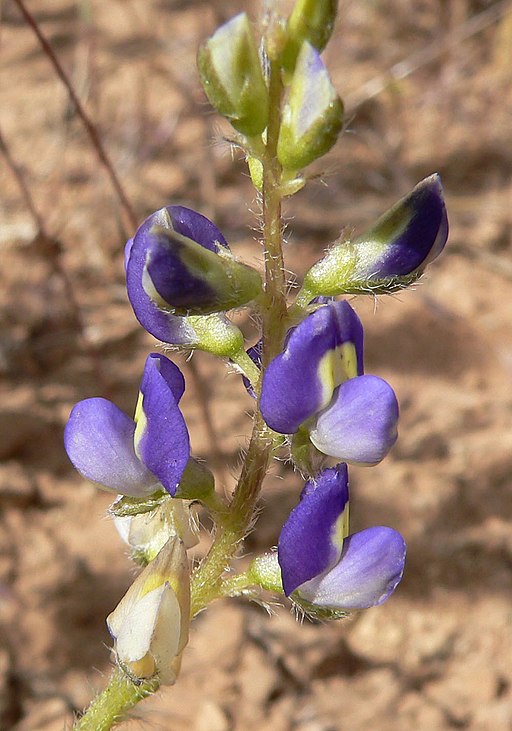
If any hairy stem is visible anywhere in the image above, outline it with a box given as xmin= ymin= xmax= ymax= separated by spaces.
xmin=261 ymin=58 xmax=289 ymax=365
xmin=190 ymin=413 xmax=274 ymax=614
xmin=73 ymin=669 xmax=159 ymax=731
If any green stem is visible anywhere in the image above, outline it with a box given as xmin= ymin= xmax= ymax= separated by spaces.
xmin=190 ymin=413 xmax=274 ymax=614
xmin=73 ymin=669 xmax=159 ymax=731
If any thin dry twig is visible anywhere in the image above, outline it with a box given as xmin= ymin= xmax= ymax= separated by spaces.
xmin=12 ymin=0 xmax=138 ymax=231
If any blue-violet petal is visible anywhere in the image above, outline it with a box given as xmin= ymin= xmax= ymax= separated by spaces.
xmin=310 ymin=374 xmax=399 ymax=465
xmin=64 ymin=398 xmax=157 ymax=496
xmin=279 ymin=464 xmax=349 ymax=596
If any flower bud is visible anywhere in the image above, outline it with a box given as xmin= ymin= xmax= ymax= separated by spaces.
xmin=113 ymin=498 xmax=199 ymax=565
xmin=126 ymin=206 xmax=261 ymax=356
xmin=197 ymin=13 xmax=268 ymax=136
xmin=107 ymin=537 xmax=190 ymax=685
xmin=281 ymin=0 xmax=338 ymax=72
xmin=300 ymin=175 xmax=448 ymax=299
xmin=277 ymin=43 xmax=343 ymax=171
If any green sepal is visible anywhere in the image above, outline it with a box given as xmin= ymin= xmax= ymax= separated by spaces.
xmin=174 ymin=458 xmax=215 ymax=502
xmin=110 ymin=491 xmax=166 ymax=518
xmin=186 ymin=314 xmax=245 ymax=358
xmin=197 ymin=13 xmax=268 ymax=136
xmin=290 ymin=425 xmax=326 ymax=476
xmin=291 ymin=594 xmax=351 ymax=621
xmin=247 ymin=155 xmax=263 ymax=191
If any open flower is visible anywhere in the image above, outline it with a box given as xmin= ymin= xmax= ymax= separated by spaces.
xmin=64 ymin=353 xmax=190 ymax=497
xmin=278 ymin=464 xmax=406 ymax=612
xmin=125 ymin=205 xmax=261 ymax=353
xmin=107 ymin=536 xmax=190 ymax=685
xmin=260 ymin=300 xmax=399 ymax=466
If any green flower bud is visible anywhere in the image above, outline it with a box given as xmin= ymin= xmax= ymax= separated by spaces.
xmin=281 ymin=0 xmax=338 ymax=72
xmin=277 ymin=42 xmax=343 ymax=171
xmin=197 ymin=13 xmax=269 ymax=136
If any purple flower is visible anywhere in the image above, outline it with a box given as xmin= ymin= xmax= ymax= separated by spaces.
xmin=125 ymin=206 xmax=261 ymax=347
xmin=278 ymin=465 xmax=406 ymax=610
xmin=64 ymin=354 xmax=190 ymax=497
xmin=260 ymin=301 xmax=398 ymax=466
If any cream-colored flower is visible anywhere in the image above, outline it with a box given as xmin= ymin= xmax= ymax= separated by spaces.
xmin=107 ymin=536 xmax=190 ymax=685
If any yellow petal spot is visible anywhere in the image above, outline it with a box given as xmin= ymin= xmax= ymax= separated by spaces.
xmin=317 ymin=341 xmax=358 ymax=406
xmin=331 ymin=500 xmax=349 ymax=551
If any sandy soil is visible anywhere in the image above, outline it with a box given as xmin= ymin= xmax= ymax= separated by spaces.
xmin=1 ymin=1 xmax=512 ymax=729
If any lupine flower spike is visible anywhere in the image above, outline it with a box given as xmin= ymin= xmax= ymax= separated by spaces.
xmin=68 ymin=2 xmax=448 ymax=726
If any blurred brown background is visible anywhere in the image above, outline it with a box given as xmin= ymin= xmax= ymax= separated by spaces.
xmin=1 ymin=0 xmax=512 ymax=729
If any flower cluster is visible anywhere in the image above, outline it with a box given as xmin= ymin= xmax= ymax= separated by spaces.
xmin=65 ymin=170 xmax=446 ymax=678
xmin=65 ymin=2 xmax=449 ymax=718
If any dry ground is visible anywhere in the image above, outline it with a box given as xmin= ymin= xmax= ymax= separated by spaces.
xmin=1 ymin=0 xmax=512 ymax=729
